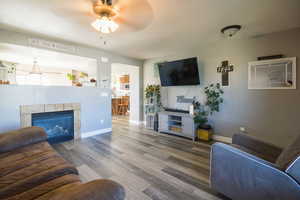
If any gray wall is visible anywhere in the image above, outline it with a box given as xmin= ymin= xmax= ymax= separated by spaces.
xmin=0 ymin=29 xmax=143 ymax=133
xmin=0 ymin=85 xmax=111 ymax=134
xmin=144 ymin=28 xmax=300 ymax=147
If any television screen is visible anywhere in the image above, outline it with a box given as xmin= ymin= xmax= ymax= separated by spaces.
xmin=158 ymin=57 xmax=200 ymax=86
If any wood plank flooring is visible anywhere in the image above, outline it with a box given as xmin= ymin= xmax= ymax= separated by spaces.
xmin=52 ymin=116 xmax=229 ymax=200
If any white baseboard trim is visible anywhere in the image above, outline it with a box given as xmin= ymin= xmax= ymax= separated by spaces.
xmin=212 ymin=135 xmax=232 ymax=143
xmin=81 ymin=128 xmax=112 ymax=139
xmin=129 ymin=120 xmax=146 ymax=125
xmin=129 ymin=120 xmax=144 ymax=125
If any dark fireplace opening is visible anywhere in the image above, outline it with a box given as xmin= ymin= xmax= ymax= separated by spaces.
xmin=32 ymin=111 xmax=74 ymax=144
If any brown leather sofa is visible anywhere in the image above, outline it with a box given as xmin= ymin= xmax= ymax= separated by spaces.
xmin=0 ymin=127 xmax=125 ymax=200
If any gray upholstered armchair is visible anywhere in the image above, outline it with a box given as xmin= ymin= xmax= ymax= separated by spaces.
xmin=210 ymin=133 xmax=300 ymax=200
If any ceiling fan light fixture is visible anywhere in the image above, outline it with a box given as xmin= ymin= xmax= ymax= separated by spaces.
xmin=91 ymin=16 xmax=119 ymax=34
xmin=221 ymin=25 xmax=242 ymax=37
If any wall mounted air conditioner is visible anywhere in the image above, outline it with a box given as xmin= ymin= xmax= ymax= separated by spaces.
xmin=248 ymin=57 xmax=296 ymax=89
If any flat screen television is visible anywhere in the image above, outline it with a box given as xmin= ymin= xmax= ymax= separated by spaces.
xmin=158 ymin=57 xmax=200 ymax=86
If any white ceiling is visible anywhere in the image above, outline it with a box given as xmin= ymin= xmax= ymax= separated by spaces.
xmin=0 ymin=0 xmax=300 ymax=60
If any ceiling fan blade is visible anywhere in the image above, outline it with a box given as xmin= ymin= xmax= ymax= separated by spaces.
xmin=114 ymin=17 xmax=145 ymax=31
xmin=113 ymin=0 xmax=153 ymax=32
xmin=53 ymin=0 xmax=97 ymax=23
xmin=53 ymin=0 xmax=153 ymax=32
xmin=113 ymin=0 xmax=143 ymax=10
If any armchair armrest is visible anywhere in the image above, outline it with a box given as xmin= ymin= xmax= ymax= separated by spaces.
xmin=47 ymin=179 xmax=125 ymax=200
xmin=232 ymin=133 xmax=283 ymax=161
xmin=0 ymin=127 xmax=47 ymax=153
xmin=286 ymin=156 xmax=300 ymax=184
xmin=210 ymin=143 xmax=300 ymax=200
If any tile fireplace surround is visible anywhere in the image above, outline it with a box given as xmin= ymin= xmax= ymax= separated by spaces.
xmin=20 ymin=103 xmax=81 ymax=139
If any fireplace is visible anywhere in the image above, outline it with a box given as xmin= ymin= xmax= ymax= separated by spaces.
xmin=32 ymin=111 xmax=74 ymax=144
xmin=20 ymin=103 xmax=81 ymax=141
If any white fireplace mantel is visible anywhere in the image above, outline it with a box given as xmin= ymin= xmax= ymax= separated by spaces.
xmin=20 ymin=103 xmax=81 ymax=139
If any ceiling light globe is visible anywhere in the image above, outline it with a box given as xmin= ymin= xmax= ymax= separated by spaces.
xmin=91 ymin=16 xmax=119 ymax=34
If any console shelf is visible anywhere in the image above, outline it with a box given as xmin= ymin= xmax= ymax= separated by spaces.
xmin=158 ymin=111 xmax=196 ymax=141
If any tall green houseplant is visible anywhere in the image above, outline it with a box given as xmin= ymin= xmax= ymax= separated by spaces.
xmin=205 ymin=83 xmax=224 ymax=115
xmin=194 ymin=83 xmax=224 ymax=129
xmin=194 ymin=83 xmax=224 ymax=141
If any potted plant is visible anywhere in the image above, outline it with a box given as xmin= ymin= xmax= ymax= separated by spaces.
xmin=145 ymin=85 xmax=161 ymax=106
xmin=194 ymin=83 xmax=224 ymax=141
xmin=67 ymin=73 xmax=76 ymax=81
xmin=7 ymin=63 xmax=16 ymax=84
xmin=145 ymin=85 xmax=161 ymax=130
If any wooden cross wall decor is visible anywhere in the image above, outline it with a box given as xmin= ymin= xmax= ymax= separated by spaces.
xmin=217 ymin=60 xmax=234 ymax=86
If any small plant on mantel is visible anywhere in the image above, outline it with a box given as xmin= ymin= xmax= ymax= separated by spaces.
xmin=67 ymin=73 xmax=76 ymax=81
xmin=194 ymin=83 xmax=224 ymax=141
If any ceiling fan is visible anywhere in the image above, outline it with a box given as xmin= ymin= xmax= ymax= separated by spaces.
xmin=91 ymin=0 xmax=119 ymax=34
xmin=57 ymin=0 xmax=153 ymax=34
xmin=92 ymin=0 xmax=153 ymax=34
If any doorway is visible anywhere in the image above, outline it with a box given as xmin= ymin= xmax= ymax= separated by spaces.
xmin=111 ymin=63 xmax=140 ymax=124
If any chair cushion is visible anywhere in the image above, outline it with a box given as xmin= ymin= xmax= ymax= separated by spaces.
xmin=230 ymin=144 xmax=277 ymax=163
xmin=0 ymin=142 xmax=78 ymax=199
xmin=0 ymin=127 xmax=47 ymax=153
xmin=35 ymin=179 xmax=126 ymax=200
xmin=6 ymin=175 xmax=80 ymax=200
xmin=276 ymin=134 xmax=300 ymax=169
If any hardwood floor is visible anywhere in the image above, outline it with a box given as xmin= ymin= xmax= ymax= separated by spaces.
xmin=52 ymin=117 xmax=228 ymax=200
